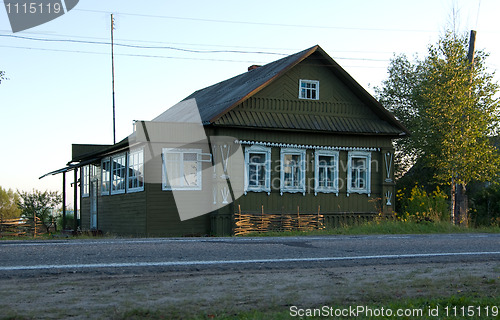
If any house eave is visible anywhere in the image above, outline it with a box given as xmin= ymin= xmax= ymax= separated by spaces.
xmin=206 ymin=123 xmax=405 ymax=137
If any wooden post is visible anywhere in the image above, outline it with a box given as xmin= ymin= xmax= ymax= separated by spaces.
xmin=261 ymin=205 xmax=264 ymax=232
xmin=467 ymin=30 xmax=476 ymax=67
xmin=74 ymin=168 xmax=78 ymax=232
xmin=62 ymin=171 xmax=66 ymax=230
xmin=317 ymin=205 xmax=321 ymax=229
xmin=297 ymin=205 xmax=300 ymax=230
xmin=454 ymin=30 xmax=476 ymax=227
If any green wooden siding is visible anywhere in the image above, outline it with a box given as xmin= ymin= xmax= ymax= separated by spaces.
xmin=232 ymin=147 xmax=384 ymax=215
xmin=257 ymin=51 xmax=367 ymax=105
xmin=79 ymin=164 xmax=147 ymax=236
xmin=144 ymin=152 xmax=211 ymax=237
xmin=98 ymin=191 xmax=147 ymax=236
xmin=80 ymin=197 xmax=90 ymax=230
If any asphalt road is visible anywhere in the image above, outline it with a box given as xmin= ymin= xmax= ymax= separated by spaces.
xmin=1 ymin=233 xmax=499 ymax=275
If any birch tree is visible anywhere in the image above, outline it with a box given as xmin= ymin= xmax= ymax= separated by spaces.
xmin=377 ymin=31 xmax=500 ymax=224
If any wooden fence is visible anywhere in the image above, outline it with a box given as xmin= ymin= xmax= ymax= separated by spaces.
xmin=0 ymin=217 xmax=45 ymax=237
xmin=234 ymin=205 xmax=325 ymax=235
xmin=233 ymin=205 xmax=379 ymax=235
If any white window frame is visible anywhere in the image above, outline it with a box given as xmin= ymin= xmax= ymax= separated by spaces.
xmin=111 ymin=153 xmax=127 ymax=195
xmin=314 ymin=150 xmax=339 ymax=196
xmin=127 ymin=148 xmax=145 ymax=193
xmin=280 ymin=148 xmax=306 ymax=195
xmin=81 ymin=165 xmax=90 ymax=198
xmin=162 ymin=148 xmax=202 ymax=191
xmin=347 ymin=151 xmax=371 ymax=196
xmin=299 ymin=79 xmax=319 ymax=100
xmin=244 ymin=145 xmax=271 ymax=195
xmin=101 ymin=158 xmax=111 ymax=196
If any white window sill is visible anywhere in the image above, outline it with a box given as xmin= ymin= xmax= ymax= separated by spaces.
xmin=315 ymin=189 xmax=339 ymax=196
xmin=280 ymin=188 xmax=306 ymax=196
xmin=244 ymin=188 xmax=271 ymax=195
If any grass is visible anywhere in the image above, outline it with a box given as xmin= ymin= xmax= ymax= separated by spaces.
xmin=113 ymin=295 xmax=500 ymax=319
xmin=243 ymin=220 xmax=500 ymax=237
xmin=2 ymin=220 xmax=498 ymax=241
xmin=0 ymin=232 xmax=119 ymax=241
xmin=110 ymin=269 xmax=500 ymax=319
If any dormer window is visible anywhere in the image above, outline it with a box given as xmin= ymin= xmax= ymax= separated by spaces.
xmin=299 ymin=79 xmax=319 ymax=100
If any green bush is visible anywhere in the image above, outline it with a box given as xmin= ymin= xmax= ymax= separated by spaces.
xmin=469 ymin=183 xmax=500 ymax=227
xmin=396 ymin=185 xmax=449 ymax=222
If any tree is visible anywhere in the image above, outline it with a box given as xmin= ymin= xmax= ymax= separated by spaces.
xmin=0 ymin=187 xmax=21 ymax=220
xmin=17 ymin=189 xmax=61 ymax=232
xmin=377 ymin=31 xmax=500 ymax=225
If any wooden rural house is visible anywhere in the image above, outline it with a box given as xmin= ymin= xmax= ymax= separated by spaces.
xmin=43 ymin=45 xmax=408 ymax=236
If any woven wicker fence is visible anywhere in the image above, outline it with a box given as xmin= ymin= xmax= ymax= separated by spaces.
xmin=0 ymin=217 xmax=44 ymax=237
xmin=234 ymin=205 xmax=325 ymax=235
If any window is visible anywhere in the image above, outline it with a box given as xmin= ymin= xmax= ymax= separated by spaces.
xmin=244 ymin=145 xmax=271 ymax=194
xmin=162 ymin=148 xmax=202 ymax=190
xmin=280 ymin=148 xmax=306 ymax=195
xmin=111 ymin=153 xmax=126 ymax=194
xmin=314 ymin=150 xmax=339 ymax=195
xmin=347 ymin=151 xmax=371 ymax=196
xmin=127 ymin=149 xmax=144 ymax=192
xmin=299 ymin=79 xmax=319 ymax=100
xmin=81 ymin=165 xmax=97 ymax=197
xmin=81 ymin=165 xmax=90 ymax=197
xmin=101 ymin=158 xmax=111 ymax=195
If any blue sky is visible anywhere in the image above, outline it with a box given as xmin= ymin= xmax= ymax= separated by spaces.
xmin=0 ymin=0 xmax=498 ymax=207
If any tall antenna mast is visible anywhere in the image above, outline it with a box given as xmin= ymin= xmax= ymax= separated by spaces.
xmin=111 ymin=13 xmax=116 ymax=144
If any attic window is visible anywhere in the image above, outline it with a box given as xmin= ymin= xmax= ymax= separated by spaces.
xmin=299 ymin=79 xmax=319 ymax=100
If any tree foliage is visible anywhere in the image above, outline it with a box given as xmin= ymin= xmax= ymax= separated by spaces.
xmin=0 ymin=70 xmax=5 ymax=84
xmin=0 ymin=187 xmax=21 ymax=220
xmin=17 ymin=189 xmax=61 ymax=232
xmin=377 ymin=31 xmax=500 ymax=186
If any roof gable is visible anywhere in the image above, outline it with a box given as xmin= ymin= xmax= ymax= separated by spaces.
xmin=214 ymin=50 xmax=402 ymax=135
xmin=157 ymin=45 xmax=408 ymax=135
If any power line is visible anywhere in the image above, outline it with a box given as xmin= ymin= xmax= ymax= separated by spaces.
xmin=0 ymin=31 xmax=398 ymax=55
xmin=0 ymin=29 xmax=302 ymax=52
xmin=0 ymin=34 xmax=392 ymax=62
xmin=1 ymin=29 xmax=401 ymax=55
xmin=0 ymin=44 xmax=263 ymax=63
xmin=0 ymin=34 xmax=288 ymax=56
xmin=0 ymin=44 xmax=390 ymax=67
xmin=74 ymin=8 xmax=434 ymax=33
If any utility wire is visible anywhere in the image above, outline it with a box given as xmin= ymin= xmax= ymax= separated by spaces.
xmin=0 ymin=44 xmax=390 ymax=66
xmin=74 ymin=8 xmax=434 ymax=33
xmin=0 ymin=34 xmax=391 ymax=62
xmin=0 ymin=34 xmax=287 ymax=55
xmin=0 ymin=30 xmax=397 ymax=54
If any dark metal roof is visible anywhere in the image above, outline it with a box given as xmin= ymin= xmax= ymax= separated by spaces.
xmin=158 ymin=45 xmax=409 ymax=136
xmin=158 ymin=46 xmax=316 ymax=124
